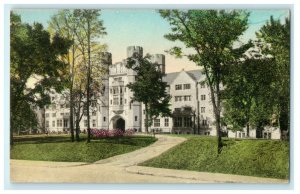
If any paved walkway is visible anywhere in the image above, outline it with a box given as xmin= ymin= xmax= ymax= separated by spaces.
xmin=10 ymin=135 xmax=288 ymax=183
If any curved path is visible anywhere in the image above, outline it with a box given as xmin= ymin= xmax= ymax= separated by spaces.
xmin=10 ymin=135 xmax=288 ymax=184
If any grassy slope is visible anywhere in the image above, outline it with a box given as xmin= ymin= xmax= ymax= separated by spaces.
xmin=141 ymin=136 xmax=289 ymax=179
xmin=11 ymin=135 xmax=157 ymax=163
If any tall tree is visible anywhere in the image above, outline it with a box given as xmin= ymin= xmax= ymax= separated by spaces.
xmin=256 ymin=16 xmax=290 ymax=137
xmin=49 ymin=10 xmax=107 ymax=142
xmin=73 ymin=9 xmax=107 ymax=142
xmin=126 ymin=54 xmax=171 ymax=133
xmin=10 ymin=12 xmax=71 ymax=145
xmin=159 ymin=10 xmax=250 ymax=153
xmin=222 ymin=57 xmax=277 ymax=137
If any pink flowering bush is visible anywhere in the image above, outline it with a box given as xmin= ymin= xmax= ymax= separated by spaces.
xmin=90 ymin=128 xmax=135 ymax=138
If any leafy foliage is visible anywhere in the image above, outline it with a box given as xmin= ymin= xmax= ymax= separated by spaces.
xmin=10 ymin=12 xmax=71 ymax=145
xmin=159 ymin=10 xmax=250 ymax=153
xmin=256 ymin=16 xmax=290 ymax=133
xmin=126 ymin=54 xmax=171 ymax=132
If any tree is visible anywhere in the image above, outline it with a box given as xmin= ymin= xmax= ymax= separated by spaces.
xmin=126 ymin=54 xmax=171 ymax=133
xmin=159 ymin=10 xmax=250 ymax=153
xmin=49 ymin=10 xmax=107 ymax=142
xmin=222 ymin=57 xmax=277 ymax=137
xmin=72 ymin=9 xmax=107 ymax=143
xmin=256 ymin=16 xmax=290 ymax=137
xmin=10 ymin=12 xmax=71 ymax=145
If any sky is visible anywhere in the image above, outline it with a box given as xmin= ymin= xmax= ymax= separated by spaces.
xmin=13 ymin=9 xmax=290 ymax=73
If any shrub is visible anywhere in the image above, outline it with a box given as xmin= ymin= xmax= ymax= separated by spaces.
xmin=91 ymin=128 xmax=135 ymax=138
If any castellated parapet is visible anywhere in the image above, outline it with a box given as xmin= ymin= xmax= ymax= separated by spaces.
xmin=127 ymin=46 xmax=143 ymax=58
xmin=151 ymin=54 xmax=166 ymax=74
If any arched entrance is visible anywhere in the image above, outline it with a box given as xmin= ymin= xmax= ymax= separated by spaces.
xmin=113 ymin=117 xmax=125 ymax=131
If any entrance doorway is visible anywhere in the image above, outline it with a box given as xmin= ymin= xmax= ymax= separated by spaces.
xmin=114 ymin=117 xmax=125 ymax=131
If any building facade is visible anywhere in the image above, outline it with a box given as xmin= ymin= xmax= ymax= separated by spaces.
xmin=41 ymin=46 xmax=280 ymax=139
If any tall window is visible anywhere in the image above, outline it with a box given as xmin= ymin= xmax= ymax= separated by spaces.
xmin=57 ymin=119 xmax=63 ymax=127
xmin=135 ymin=116 xmax=138 ymax=121
xmin=45 ymin=113 xmax=49 ymax=118
xmin=63 ymin=119 xmax=68 ymax=128
xmin=92 ymin=120 xmax=96 ymax=127
xmin=154 ymin=119 xmax=160 ymax=127
xmin=60 ymin=104 xmax=64 ymax=108
xmin=164 ymin=118 xmax=169 ymax=127
xmin=174 ymin=117 xmax=182 ymax=127
xmin=175 ymin=84 xmax=182 ymax=90
xmin=52 ymin=104 xmax=56 ymax=110
xmin=201 ymin=95 xmax=206 ymax=100
xmin=201 ymin=107 xmax=206 ymax=113
xmin=183 ymin=117 xmax=192 ymax=127
xmin=103 ymin=117 xmax=106 ymax=122
xmin=84 ymin=120 xmax=88 ymax=127
xmin=202 ymin=119 xmax=207 ymax=126
xmin=52 ymin=121 xmax=55 ymax=127
xmin=183 ymin=84 xmax=191 ymax=90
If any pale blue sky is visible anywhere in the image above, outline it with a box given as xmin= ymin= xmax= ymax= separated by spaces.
xmin=13 ymin=9 xmax=289 ymax=73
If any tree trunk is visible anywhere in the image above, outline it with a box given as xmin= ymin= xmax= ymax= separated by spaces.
xmin=70 ymin=88 xmax=75 ymax=142
xmin=246 ymin=123 xmax=250 ymax=138
xmin=86 ymin=19 xmax=91 ymax=143
xmin=145 ymin=103 xmax=149 ymax=133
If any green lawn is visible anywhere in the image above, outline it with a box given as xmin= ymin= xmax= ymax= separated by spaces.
xmin=140 ymin=135 xmax=289 ymax=179
xmin=11 ymin=134 xmax=157 ymax=163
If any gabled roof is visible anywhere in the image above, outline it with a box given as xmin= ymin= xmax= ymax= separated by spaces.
xmin=163 ymin=69 xmax=204 ymax=85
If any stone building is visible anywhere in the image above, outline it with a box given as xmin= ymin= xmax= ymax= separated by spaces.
xmin=41 ymin=46 xmax=280 ymax=139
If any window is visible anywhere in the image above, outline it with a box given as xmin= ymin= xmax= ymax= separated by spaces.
xmin=84 ymin=120 xmax=88 ymax=127
xmin=52 ymin=121 xmax=55 ymax=127
xmin=110 ymin=100 xmax=112 ymax=105
xmin=46 ymin=121 xmax=49 ymax=128
xmin=201 ymin=107 xmax=205 ymax=113
xmin=120 ymin=97 xmax=123 ymax=105
xmin=202 ymin=119 xmax=207 ymax=126
xmin=110 ymin=88 xmax=112 ymax=93
xmin=52 ymin=104 xmax=56 ymax=110
xmin=174 ymin=117 xmax=182 ymax=127
xmin=135 ymin=116 xmax=138 ymax=121
xmin=183 ymin=84 xmax=191 ymax=90
xmin=63 ymin=119 xmax=68 ymax=128
xmin=204 ymin=131 xmax=210 ymax=136
xmin=175 ymin=96 xmax=182 ymax=102
xmin=201 ymin=95 xmax=206 ymax=100
xmin=57 ymin=119 xmax=63 ymax=127
xmin=154 ymin=119 xmax=160 ymax=127
xmin=60 ymin=104 xmax=64 ymax=108
xmin=45 ymin=113 xmax=49 ymax=118
xmin=165 ymin=118 xmax=169 ymax=127
xmin=183 ymin=117 xmax=193 ymax=127
xmin=200 ymin=83 xmax=206 ymax=88
xmin=175 ymin=84 xmax=182 ymax=90
xmin=52 ymin=113 xmax=56 ymax=117
xmin=143 ymin=109 xmax=145 ymax=115
xmin=92 ymin=120 xmax=96 ymax=127
xmin=120 ymin=87 xmax=122 ymax=94
xmin=184 ymin=95 xmax=191 ymax=101
xmin=174 ymin=108 xmax=181 ymax=112
xmin=184 ymin=107 xmax=192 ymax=111
xmin=61 ymin=113 xmax=64 ymax=116
xmin=113 ymin=97 xmax=119 ymax=105
xmin=113 ymin=87 xmax=119 ymax=94
xmin=103 ymin=117 xmax=106 ymax=122
xmin=125 ymin=99 xmax=127 ymax=104
xmin=91 ymin=101 xmax=96 ymax=107
xmin=92 ymin=111 xmax=96 ymax=116
xmin=66 ymin=103 xmax=70 ymax=108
